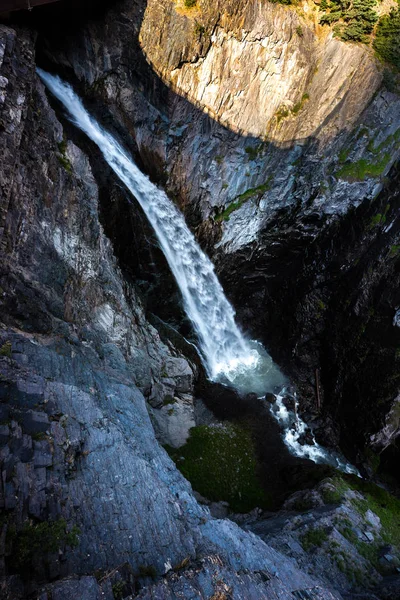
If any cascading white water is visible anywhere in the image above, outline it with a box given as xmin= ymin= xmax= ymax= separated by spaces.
xmin=38 ymin=69 xmax=358 ymax=474
xmin=37 ymin=68 xmax=284 ymax=394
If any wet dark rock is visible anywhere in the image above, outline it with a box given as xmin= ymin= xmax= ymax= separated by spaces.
xmin=264 ymin=392 xmax=276 ymax=404
xmin=281 ymin=395 xmax=296 ymax=411
xmin=297 ymin=428 xmax=315 ymax=446
xmin=244 ymin=392 xmax=259 ymax=403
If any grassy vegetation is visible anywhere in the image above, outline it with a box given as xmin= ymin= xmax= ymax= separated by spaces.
xmin=0 ymin=341 xmax=12 ymax=358
xmin=367 ymin=128 xmax=400 ymax=155
xmin=389 ymin=245 xmax=400 ymax=257
xmin=57 ymin=139 xmax=73 ymax=174
xmin=165 ymin=423 xmax=271 ymax=512
xmin=292 ymin=93 xmax=309 ymax=114
xmin=194 ymin=21 xmax=206 ymax=36
xmin=336 ymin=153 xmax=391 ymax=181
xmin=215 ymin=180 xmax=271 ymax=222
xmin=331 ymin=473 xmax=400 ymax=552
xmin=275 ymin=93 xmax=309 ymax=123
xmin=245 ymin=145 xmax=263 ymax=160
xmin=7 ymin=519 xmax=80 ymax=575
xmin=322 ymin=485 xmax=345 ymax=504
xmin=336 ymin=128 xmax=399 ymax=182
xmin=320 ymin=473 xmax=400 ymax=577
xmin=275 ymin=106 xmax=290 ymax=123
xmin=300 ymin=527 xmax=329 ymax=551
xmin=112 ymin=581 xmax=126 ymax=599
xmin=338 ymin=147 xmax=351 ymax=164
xmin=368 ymin=204 xmax=390 ymax=229
xmin=268 ymin=0 xmax=295 ymax=4
xmin=184 ymin=0 xmax=197 ymax=7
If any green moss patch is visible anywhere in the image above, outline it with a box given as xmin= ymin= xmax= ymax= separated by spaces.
xmin=300 ymin=527 xmax=329 ymax=551
xmin=57 ymin=139 xmax=73 ymax=174
xmin=368 ymin=204 xmax=390 ymax=229
xmin=275 ymin=93 xmax=309 ymax=123
xmin=0 ymin=341 xmax=12 ymax=358
xmin=215 ymin=180 xmax=271 ymax=222
xmin=165 ymin=423 xmax=270 ymax=512
xmin=337 ymin=153 xmax=391 ymax=181
xmin=331 ymin=474 xmax=400 ymax=550
xmin=7 ymin=518 xmax=80 ymax=576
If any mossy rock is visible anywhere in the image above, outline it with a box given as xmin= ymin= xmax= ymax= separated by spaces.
xmin=166 ymin=423 xmax=271 ymax=512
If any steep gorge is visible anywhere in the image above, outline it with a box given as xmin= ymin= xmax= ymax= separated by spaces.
xmin=34 ymin=0 xmax=400 ymax=474
xmin=1 ymin=0 xmax=400 ymax=598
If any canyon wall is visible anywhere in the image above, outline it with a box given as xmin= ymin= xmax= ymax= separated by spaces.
xmin=37 ymin=0 xmax=400 ymax=471
xmin=0 ymin=22 xmax=349 ymax=599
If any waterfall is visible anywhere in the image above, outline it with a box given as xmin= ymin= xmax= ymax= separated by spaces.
xmin=37 ymin=69 xmax=284 ymax=395
xmin=38 ymin=69 xmax=358 ymax=474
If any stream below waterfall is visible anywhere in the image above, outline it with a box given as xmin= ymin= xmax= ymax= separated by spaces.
xmin=38 ymin=68 xmax=358 ymax=475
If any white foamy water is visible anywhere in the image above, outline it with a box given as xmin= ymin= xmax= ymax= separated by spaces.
xmin=38 ymin=69 xmax=358 ymax=474
xmin=271 ymin=389 xmax=359 ymax=475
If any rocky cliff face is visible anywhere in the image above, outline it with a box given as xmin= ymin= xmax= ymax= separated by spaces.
xmin=0 ymin=20 xmax=350 ymax=600
xmin=36 ymin=0 xmax=400 ymax=474
xmin=139 ymin=0 xmax=380 ymax=144
xmin=1 ymin=0 xmax=400 ymax=597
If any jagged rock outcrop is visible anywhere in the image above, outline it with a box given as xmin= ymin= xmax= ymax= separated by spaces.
xmin=0 ymin=22 xmax=347 ymax=600
xmin=245 ymin=475 xmax=400 ymax=597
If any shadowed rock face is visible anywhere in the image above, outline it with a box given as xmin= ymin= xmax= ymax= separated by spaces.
xmin=32 ymin=0 xmax=400 ymax=476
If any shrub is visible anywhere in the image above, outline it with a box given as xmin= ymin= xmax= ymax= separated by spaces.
xmin=276 ymin=106 xmax=289 ymax=123
xmin=194 ymin=21 xmax=205 ymax=35
xmin=112 ymin=581 xmax=126 ymax=599
xmin=0 ymin=341 xmax=12 ymax=358
xmin=300 ymin=527 xmax=329 ymax=551
xmin=8 ymin=519 xmax=80 ymax=575
xmin=374 ymin=6 xmax=400 ymax=69
xmin=184 ymin=0 xmax=196 ymax=7
xmin=319 ymin=0 xmax=378 ymax=43
xmin=382 ymin=68 xmax=399 ymax=93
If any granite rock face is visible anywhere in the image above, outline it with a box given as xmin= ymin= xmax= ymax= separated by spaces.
xmin=0 ymin=23 xmax=345 ymax=600
xmin=140 ymin=0 xmax=380 ymax=143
